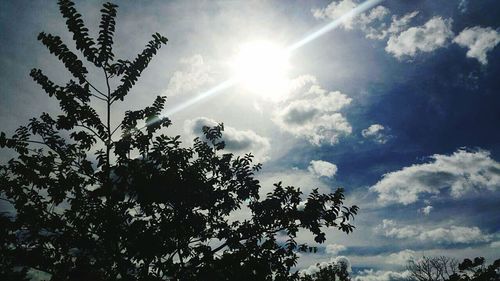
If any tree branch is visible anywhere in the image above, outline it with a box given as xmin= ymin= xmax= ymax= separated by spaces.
xmin=4 ymin=138 xmax=60 ymax=155
xmin=91 ymin=93 xmax=107 ymax=102
xmin=75 ymin=123 xmax=106 ymax=143
xmin=103 ymin=67 xmax=112 ymax=187
xmin=110 ymin=121 xmax=122 ymax=137
xmin=84 ymin=78 xmax=107 ymax=99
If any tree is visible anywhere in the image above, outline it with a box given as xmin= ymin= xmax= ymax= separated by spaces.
xmin=0 ymin=1 xmax=358 ymax=280
xmin=406 ymin=256 xmax=459 ymax=281
xmin=300 ymin=258 xmax=350 ymax=281
xmin=447 ymin=257 xmax=500 ymax=281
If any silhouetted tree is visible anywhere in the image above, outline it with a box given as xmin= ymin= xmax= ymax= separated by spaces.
xmin=300 ymin=259 xmax=350 ymax=281
xmin=447 ymin=257 xmax=500 ymax=281
xmin=0 ymin=1 xmax=358 ymax=280
xmin=406 ymin=256 xmax=459 ymax=281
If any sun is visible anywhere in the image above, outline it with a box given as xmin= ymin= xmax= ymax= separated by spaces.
xmin=231 ymin=41 xmax=290 ymax=100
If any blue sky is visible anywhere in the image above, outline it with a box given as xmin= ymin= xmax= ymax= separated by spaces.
xmin=1 ymin=0 xmax=500 ymax=279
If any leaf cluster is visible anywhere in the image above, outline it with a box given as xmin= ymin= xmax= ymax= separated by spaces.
xmin=448 ymin=257 xmax=500 ymax=281
xmin=299 ymin=260 xmax=350 ymax=281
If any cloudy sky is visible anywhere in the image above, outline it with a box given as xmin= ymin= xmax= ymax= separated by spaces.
xmin=1 ymin=0 xmax=500 ymax=279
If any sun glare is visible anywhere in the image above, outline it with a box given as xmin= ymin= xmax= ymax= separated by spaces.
xmin=232 ymin=41 xmax=290 ymax=100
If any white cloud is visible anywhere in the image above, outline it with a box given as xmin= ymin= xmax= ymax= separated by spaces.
xmin=347 ymin=249 xmax=416 ymax=268
xmin=386 ymin=17 xmax=454 ymax=59
xmin=386 ymin=249 xmax=417 ymax=265
xmin=362 ymin=123 xmax=386 ymax=138
xmin=420 ymin=226 xmax=490 ymax=244
xmin=458 ymin=0 xmax=468 ymax=14
xmin=453 ymin=26 xmax=500 ymax=65
xmin=312 ymin=0 xmax=358 ymax=29
xmin=297 ymin=200 xmax=307 ymax=211
xmin=377 ymin=219 xmax=491 ymax=244
xmin=312 ymin=1 xmax=462 ymax=67
xmin=273 ymin=78 xmax=352 ymax=146
xmin=358 ymin=6 xmax=391 ymax=39
xmin=312 ymin=1 xmax=390 ymax=37
xmin=164 ymin=54 xmax=213 ymax=96
xmin=354 ymin=269 xmax=412 ymax=281
xmin=490 ymin=241 xmax=500 ymax=248
xmin=363 ymin=10 xmax=419 ymax=41
xmin=362 ymin=124 xmax=389 ymax=144
xmin=361 ymin=124 xmax=384 ymax=138
xmin=308 ymin=160 xmax=338 ymax=178
xmin=184 ymin=117 xmax=270 ymax=162
xmin=386 ymin=11 xmax=419 ymax=37
xmin=358 ymin=6 xmax=390 ymax=27
xmin=311 ymin=2 xmax=499 ymax=67
xmin=418 ymin=205 xmax=433 ymax=216
xmin=326 ymin=243 xmax=347 ymax=255
xmin=288 ymin=74 xmax=318 ymax=92
xmin=370 ymin=149 xmax=500 ymax=205
xmin=378 ymin=219 xmax=420 ymax=239
xmin=257 ymin=168 xmax=332 ymax=198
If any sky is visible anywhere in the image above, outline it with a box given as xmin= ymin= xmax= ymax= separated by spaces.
xmin=1 ymin=0 xmax=500 ymax=279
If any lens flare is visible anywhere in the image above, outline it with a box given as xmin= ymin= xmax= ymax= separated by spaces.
xmin=147 ymin=0 xmax=385 ymax=127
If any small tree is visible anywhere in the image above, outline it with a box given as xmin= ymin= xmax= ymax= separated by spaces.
xmin=448 ymin=257 xmax=500 ymax=281
xmin=406 ymin=256 xmax=459 ymax=281
xmin=0 ymin=1 xmax=358 ymax=280
xmin=300 ymin=259 xmax=350 ymax=281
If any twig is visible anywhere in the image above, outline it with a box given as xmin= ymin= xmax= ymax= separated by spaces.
xmin=110 ymin=121 xmax=123 ymax=137
xmin=75 ymin=123 xmax=106 ymax=143
xmin=91 ymin=93 xmax=107 ymax=102
xmin=84 ymin=78 xmax=108 ymax=99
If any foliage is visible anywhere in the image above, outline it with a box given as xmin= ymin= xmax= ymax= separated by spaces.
xmin=0 ymin=1 xmax=358 ymax=280
xmin=300 ymin=259 xmax=350 ymax=281
xmin=407 ymin=256 xmax=500 ymax=281
xmin=448 ymin=257 xmax=500 ymax=281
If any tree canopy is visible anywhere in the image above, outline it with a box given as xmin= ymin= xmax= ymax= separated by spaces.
xmin=300 ymin=258 xmax=350 ymax=281
xmin=449 ymin=257 xmax=500 ymax=281
xmin=0 ymin=1 xmax=358 ymax=280
xmin=406 ymin=256 xmax=500 ymax=281
xmin=406 ymin=256 xmax=459 ymax=281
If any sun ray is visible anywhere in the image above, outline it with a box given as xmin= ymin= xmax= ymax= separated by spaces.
xmin=148 ymin=0 xmax=385 ymax=127
xmin=287 ymin=0 xmax=385 ymax=51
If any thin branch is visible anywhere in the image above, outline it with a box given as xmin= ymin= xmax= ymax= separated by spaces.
xmin=103 ymin=67 xmax=112 ymax=189
xmin=5 ymin=139 xmax=95 ymax=182
xmin=5 ymin=138 xmax=60 ymax=155
xmin=75 ymin=123 xmax=106 ymax=143
xmin=209 ymin=226 xmax=288 ymax=255
xmin=110 ymin=95 xmax=122 ymax=105
xmin=91 ymin=93 xmax=107 ymax=102
xmin=15 ymin=139 xmax=47 ymax=146
xmin=84 ymin=78 xmax=107 ymax=99
xmin=110 ymin=121 xmax=123 ymax=137
xmin=104 ymin=68 xmax=112 ymax=101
